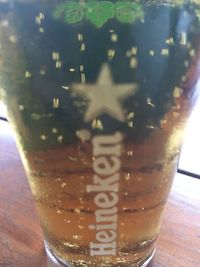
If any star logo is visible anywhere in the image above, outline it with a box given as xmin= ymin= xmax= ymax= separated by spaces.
xmin=71 ymin=64 xmax=137 ymax=122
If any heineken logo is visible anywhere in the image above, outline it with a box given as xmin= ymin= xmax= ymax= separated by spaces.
xmin=86 ymin=132 xmax=123 ymax=256
xmin=53 ymin=1 xmax=144 ymax=28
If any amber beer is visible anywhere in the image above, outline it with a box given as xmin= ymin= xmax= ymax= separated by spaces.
xmin=1 ymin=0 xmax=200 ymax=266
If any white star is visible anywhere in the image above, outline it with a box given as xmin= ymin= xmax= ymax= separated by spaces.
xmin=71 ymin=64 xmax=137 ymax=122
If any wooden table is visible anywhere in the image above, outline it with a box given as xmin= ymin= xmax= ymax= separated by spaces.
xmin=0 ymin=120 xmax=200 ymax=267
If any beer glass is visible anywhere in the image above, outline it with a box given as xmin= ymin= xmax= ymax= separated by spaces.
xmin=0 ymin=1 xmax=200 ymax=266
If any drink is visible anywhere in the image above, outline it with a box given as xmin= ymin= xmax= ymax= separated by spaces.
xmin=0 ymin=1 xmax=200 ymax=266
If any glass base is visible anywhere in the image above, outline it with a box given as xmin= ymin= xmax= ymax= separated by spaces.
xmin=45 ymin=241 xmax=155 ymax=267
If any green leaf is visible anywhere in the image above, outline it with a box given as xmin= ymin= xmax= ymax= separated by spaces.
xmin=115 ymin=1 xmax=144 ymax=24
xmin=53 ymin=2 xmax=69 ymax=19
xmin=53 ymin=1 xmax=84 ymax=24
xmin=53 ymin=0 xmax=144 ymax=26
xmin=63 ymin=1 xmax=85 ymax=24
xmin=85 ymin=1 xmax=115 ymax=28
xmin=196 ymin=9 xmax=200 ymax=22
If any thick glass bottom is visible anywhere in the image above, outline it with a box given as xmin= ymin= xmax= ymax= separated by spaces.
xmin=45 ymin=241 xmax=155 ymax=267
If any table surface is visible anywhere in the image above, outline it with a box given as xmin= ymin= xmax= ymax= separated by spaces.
xmin=0 ymin=120 xmax=200 ymax=267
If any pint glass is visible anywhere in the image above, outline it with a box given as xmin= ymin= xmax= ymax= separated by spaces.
xmin=0 ymin=1 xmax=200 ymax=266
